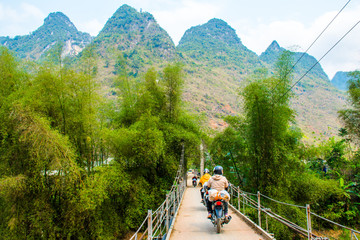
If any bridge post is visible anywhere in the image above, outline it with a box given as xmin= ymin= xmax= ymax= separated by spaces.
xmin=237 ymin=186 xmax=241 ymax=212
xmin=172 ymin=191 xmax=175 ymax=215
xmin=177 ymin=184 xmax=180 ymax=209
xmin=244 ymin=193 xmax=246 ymax=215
xmin=147 ymin=210 xmax=152 ymax=240
xmin=306 ymin=204 xmax=312 ymax=240
xmin=266 ymin=213 xmax=268 ymax=232
xmin=166 ymin=193 xmax=169 ymax=233
xmin=258 ymin=191 xmax=261 ymax=228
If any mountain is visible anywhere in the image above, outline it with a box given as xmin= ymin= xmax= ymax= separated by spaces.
xmin=331 ymin=71 xmax=351 ymax=91
xmin=260 ymin=41 xmax=346 ymax=139
xmin=260 ymin=40 xmax=329 ymax=83
xmin=0 ymin=12 xmax=92 ymax=60
xmin=92 ymin=4 xmax=176 ymax=78
xmin=0 ymin=5 xmax=348 ymax=139
xmin=176 ymin=18 xmax=264 ymax=129
xmin=178 ymin=18 xmax=262 ymax=71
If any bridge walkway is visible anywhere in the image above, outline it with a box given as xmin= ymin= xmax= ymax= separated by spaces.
xmin=169 ymin=177 xmax=268 ymax=240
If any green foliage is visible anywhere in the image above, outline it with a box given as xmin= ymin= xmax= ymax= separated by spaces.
xmin=0 ymin=38 xmax=352 ymax=240
xmin=164 ymin=63 xmax=183 ymax=122
xmin=339 ymin=71 xmax=360 ymax=143
xmin=0 ymin=47 xmax=26 ymax=107
xmin=210 ymin=52 xmax=357 ymax=239
xmin=0 ymin=106 xmax=82 ymax=239
xmin=0 ymin=46 xmax=202 ymax=239
xmin=239 ymin=51 xmax=295 ymax=194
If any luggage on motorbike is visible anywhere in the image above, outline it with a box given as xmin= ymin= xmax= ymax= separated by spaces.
xmin=208 ymin=189 xmax=230 ymax=202
xmin=202 ymin=182 xmax=208 ymax=192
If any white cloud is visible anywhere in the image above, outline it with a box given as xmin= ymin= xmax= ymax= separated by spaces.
xmin=78 ymin=19 xmax=103 ymax=36
xmin=20 ymin=2 xmax=46 ymax=20
xmin=152 ymin=0 xmax=221 ymax=44
xmin=0 ymin=3 xmax=45 ymax=36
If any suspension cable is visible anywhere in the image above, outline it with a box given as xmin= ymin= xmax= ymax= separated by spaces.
xmin=274 ymin=20 xmax=360 ymax=104
xmin=270 ymin=0 xmax=352 ymax=95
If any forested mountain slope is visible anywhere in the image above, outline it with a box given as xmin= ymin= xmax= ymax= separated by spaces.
xmin=331 ymin=71 xmax=351 ymax=91
xmin=93 ymin=5 xmax=176 ymax=74
xmin=0 ymin=12 xmax=92 ymax=60
xmin=86 ymin=4 xmax=177 ymax=95
xmin=0 ymin=4 xmax=347 ymax=139
xmin=260 ymin=40 xmax=346 ymax=139
xmin=176 ymin=18 xmax=264 ymax=129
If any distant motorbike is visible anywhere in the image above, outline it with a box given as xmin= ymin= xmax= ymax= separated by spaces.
xmin=210 ymin=199 xmax=231 ymax=233
xmin=192 ymin=177 xmax=197 ymax=187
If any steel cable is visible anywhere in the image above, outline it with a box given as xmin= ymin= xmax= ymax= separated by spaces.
xmin=260 ymin=193 xmax=306 ymax=209
xmin=275 ymin=20 xmax=360 ymax=104
xmin=270 ymin=0 xmax=351 ymax=95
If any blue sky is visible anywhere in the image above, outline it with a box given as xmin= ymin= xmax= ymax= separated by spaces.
xmin=0 ymin=0 xmax=359 ymax=78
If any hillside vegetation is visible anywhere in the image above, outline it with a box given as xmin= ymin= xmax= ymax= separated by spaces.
xmin=0 ymin=5 xmax=347 ymax=139
xmin=0 ymin=4 xmax=359 ymax=239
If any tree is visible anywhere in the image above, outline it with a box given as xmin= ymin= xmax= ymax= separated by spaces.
xmin=236 ymin=51 xmax=296 ymax=193
xmin=0 ymin=47 xmax=25 ymax=108
xmin=135 ymin=67 xmax=166 ymax=119
xmin=115 ymin=54 xmax=138 ymax=126
xmin=339 ymin=71 xmax=360 ymax=143
xmin=163 ymin=63 xmax=183 ymax=122
xmin=0 ymin=106 xmax=81 ymax=239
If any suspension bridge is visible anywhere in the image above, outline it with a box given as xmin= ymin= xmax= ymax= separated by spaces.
xmin=129 ymin=163 xmax=360 ymax=240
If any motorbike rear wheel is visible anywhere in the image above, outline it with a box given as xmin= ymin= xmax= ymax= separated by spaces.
xmin=216 ymin=218 xmax=221 ymax=233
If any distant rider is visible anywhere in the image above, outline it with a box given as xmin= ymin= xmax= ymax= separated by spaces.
xmin=199 ymin=168 xmax=211 ymax=202
xmin=206 ymin=166 xmax=230 ymax=219
xmin=192 ymin=175 xmax=198 ymax=185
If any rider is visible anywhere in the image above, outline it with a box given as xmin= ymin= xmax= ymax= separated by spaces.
xmin=206 ymin=166 xmax=230 ymax=219
xmin=199 ymin=168 xmax=211 ymax=202
xmin=192 ymin=174 xmax=198 ymax=185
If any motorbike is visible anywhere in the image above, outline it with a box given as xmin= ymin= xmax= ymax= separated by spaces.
xmin=210 ymin=199 xmax=231 ymax=233
xmin=192 ymin=178 xmax=197 ymax=187
xmin=202 ymin=188 xmax=209 ymax=207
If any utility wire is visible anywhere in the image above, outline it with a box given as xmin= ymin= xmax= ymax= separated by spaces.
xmin=270 ymin=0 xmax=351 ymax=94
xmin=274 ymin=20 xmax=360 ymax=104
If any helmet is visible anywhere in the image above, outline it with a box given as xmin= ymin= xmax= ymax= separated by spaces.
xmin=213 ymin=166 xmax=223 ymax=175
xmin=204 ymin=168 xmax=209 ymax=174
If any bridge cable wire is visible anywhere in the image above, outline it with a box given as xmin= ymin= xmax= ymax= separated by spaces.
xmin=230 ymin=184 xmax=360 ymax=238
xmin=238 ymin=192 xmax=316 ymax=237
xmin=260 ymin=193 xmax=306 ymax=209
xmin=274 ymin=19 xmax=360 ymax=104
xmin=269 ymin=0 xmax=351 ymax=95
xmin=311 ymin=212 xmax=360 ymax=235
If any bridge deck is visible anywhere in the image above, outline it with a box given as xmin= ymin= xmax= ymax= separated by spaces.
xmin=169 ymin=178 xmax=267 ymax=240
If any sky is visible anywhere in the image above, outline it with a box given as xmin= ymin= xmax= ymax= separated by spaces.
xmin=0 ymin=0 xmax=359 ymax=79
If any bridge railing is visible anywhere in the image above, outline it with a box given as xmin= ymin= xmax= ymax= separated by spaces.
xmin=129 ymin=165 xmax=186 ymax=240
xmin=228 ymin=184 xmax=360 ymax=240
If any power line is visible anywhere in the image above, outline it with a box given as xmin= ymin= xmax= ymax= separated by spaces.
xmin=274 ymin=20 xmax=360 ymax=104
xmin=270 ymin=0 xmax=351 ymax=94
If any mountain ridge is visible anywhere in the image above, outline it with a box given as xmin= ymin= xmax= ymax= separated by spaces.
xmin=0 ymin=5 xmax=348 ymax=139
xmin=0 ymin=12 xmax=92 ymax=60
xmin=331 ymin=71 xmax=351 ymax=91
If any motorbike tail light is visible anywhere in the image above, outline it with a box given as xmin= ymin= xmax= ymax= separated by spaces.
xmin=216 ymin=201 xmax=222 ymax=206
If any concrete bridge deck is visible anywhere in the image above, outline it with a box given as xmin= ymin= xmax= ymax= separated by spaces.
xmin=169 ymin=178 xmax=268 ymax=240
